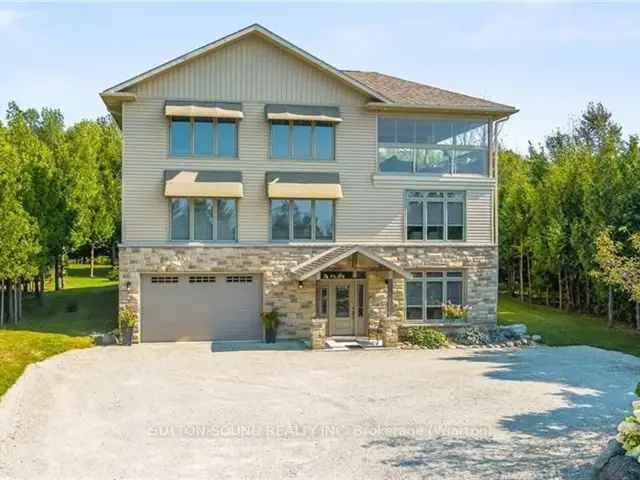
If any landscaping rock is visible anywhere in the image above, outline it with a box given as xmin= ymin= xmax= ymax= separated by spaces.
xmin=451 ymin=324 xmax=540 ymax=349
xmin=594 ymin=440 xmax=625 ymax=474
xmin=532 ymin=334 xmax=542 ymax=342
xmin=597 ymin=452 xmax=640 ymax=480
xmin=592 ymin=439 xmax=640 ymax=480
xmin=500 ymin=323 xmax=528 ymax=337
xmin=91 ymin=333 xmax=117 ymax=346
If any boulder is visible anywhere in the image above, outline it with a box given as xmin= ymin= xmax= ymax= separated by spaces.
xmin=594 ymin=440 xmax=625 ymax=473
xmin=597 ymin=453 xmax=640 ymax=480
xmin=91 ymin=332 xmax=117 ymax=346
xmin=592 ymin=439 xmax=640 ymax=480
xmin=532 ymin=334 xmax=543 ymax=342
xmin=500 ymin=323 xmax=528 ymax=337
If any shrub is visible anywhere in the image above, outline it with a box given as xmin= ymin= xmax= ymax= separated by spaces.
xmin=617 ymin=387 xmax=640 ymax=461
xmin=119 ymin=307 xmax=137 ymax=328
xmin=404 ymin=326 xmax=448 ymax=349
xmin=261 ymin=310 xmax=281 ymax=330
xmin=107 ymin=266 xmax=119 ymax=281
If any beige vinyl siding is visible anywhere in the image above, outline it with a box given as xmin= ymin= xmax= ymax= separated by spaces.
xmin=466 ymin=190 xmax=493 ymax=244
xmin=121 ymin=33 xmax=495 ymax=245
xmin=128 ymin=34 xmax=364 ymax=107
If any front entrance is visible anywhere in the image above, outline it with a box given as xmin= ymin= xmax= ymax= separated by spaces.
xmin=319 ymin=278 xmax=367 ymax=337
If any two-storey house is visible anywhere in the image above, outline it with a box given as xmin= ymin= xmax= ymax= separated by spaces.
xmin=100 ymin=24 xmax=517 ymax=346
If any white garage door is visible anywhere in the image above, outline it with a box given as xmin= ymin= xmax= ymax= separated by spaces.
xmin=140 ymin=274 xmax=262 ymax=342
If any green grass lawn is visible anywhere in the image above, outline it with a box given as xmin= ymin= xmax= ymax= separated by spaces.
xmin=0 ymin=264 xmax=117 ymax=397
xmin=499 ymin=294 xmax=640 ymax=357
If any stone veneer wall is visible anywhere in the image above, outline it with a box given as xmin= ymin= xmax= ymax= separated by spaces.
xmin=119 ymin=245 xmax=497 ymax=343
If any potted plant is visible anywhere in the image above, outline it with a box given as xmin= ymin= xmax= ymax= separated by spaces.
xmin=119 ymin=307 xmax=137 ymax=346
xmin=262 ymin=310 xmax=281 ymax=343
xmin=442 ymin=302 xmax=471 ymax=322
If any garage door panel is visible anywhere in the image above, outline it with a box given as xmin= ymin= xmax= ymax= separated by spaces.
xmin=141 ymin=274 xmax=262 ymax=342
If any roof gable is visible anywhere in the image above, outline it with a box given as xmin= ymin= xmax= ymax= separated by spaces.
xmin=101 ymin=24 xmax=388 ymax=102
xmin=292 ymin=245 xmax=411 ymax=281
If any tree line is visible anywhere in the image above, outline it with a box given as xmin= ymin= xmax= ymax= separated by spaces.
xmin=2 ymin=100 xmax=638 ymax=329
xmin=0 ymin=102 xmax=121 ymax=325
xmin=499 ymin=102 xmax=640 ymax=328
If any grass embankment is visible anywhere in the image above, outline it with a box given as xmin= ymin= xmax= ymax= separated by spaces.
xmin=499 ymin=294 xmax=640 ymax=357
xmin=0 ymin=264 xmax=117 ymax=396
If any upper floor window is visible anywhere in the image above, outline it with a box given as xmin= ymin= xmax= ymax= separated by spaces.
xmin=378 ymin=118 xmax=489 ymax=175
xmin=270 ymin=121 xmax=334 ymax=161
xmin=406 ymin=191 xmax=465 ymax=241
xmin=170 ymin=198 xmax=237 ymax=241
xmin=170 ymin=117 xmax=238 ymax=157
xmin=270 ymin=199 xmax=334 ymax=241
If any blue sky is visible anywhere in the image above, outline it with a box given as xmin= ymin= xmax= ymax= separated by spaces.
xmin=1 ymin=2 xmax=639 ymax=153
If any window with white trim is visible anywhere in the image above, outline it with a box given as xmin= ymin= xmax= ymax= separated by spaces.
xmin=378 ymin=118 xmax=489 ymax=175
xmin=406 ymin=191 xmax=465 ymax=241
xmin=270 ymin=199 xmax=334 ymax=242
xmin=406 ymin=271 xmax=464 ymax=323
xmin=170 ymin=198 xmax=237 ymax=241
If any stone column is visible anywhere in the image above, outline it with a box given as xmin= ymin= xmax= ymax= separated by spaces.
xmin=310 ymin=318 xmax=327 ymax=350
xmin=366 ymin=272 xmax=404 ymax=347
xmin=119 ymin=248 xmax=142 ymax=343
xmin=387 ymin=278 xmax=405 ymax=346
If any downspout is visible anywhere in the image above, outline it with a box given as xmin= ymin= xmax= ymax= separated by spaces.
xmin=492 ymin=117 xmax=509 ymax=245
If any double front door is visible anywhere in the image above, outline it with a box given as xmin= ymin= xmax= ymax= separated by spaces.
xmin=320 ymin=280 xmax=367 ymax=336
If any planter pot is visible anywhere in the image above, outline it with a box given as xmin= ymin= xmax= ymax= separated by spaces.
xmin=265 ymin=326 xmax=278 ymax=343
xmin=121 ymin=326 xmax=134 ymax=346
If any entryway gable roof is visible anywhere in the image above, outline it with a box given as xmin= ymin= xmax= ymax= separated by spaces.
xmin=293 ymin=245 xmax=411 ymax=281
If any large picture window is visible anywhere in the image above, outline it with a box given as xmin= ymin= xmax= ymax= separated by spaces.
xmin=378 ymin=118 xmax=489 ymax=175
xmin=270 ymin=121 xmax=334 ymax=161
xmin=170 ymin=117 xmax=238 ymax=157
xmin=270 ymin=199 xmax=334 ymax=241
xmin=170 ymin=198 xmax=237 ymax=241
xmin=406 ymin=271 xmax=464 ymax=323
xmin=406 ymin=191 xmax=465 ymax=241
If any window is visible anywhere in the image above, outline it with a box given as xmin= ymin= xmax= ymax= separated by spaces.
xmin=378 ymin=118 xmax=488 ymax=175
xmin=170 ymin=198 xmax=190 ymax=240
xmin=151 ymin=276 xmax=179 ymax=284
xmin=270 ymin=121 xmax=334 ymax=160
xmin=169 ymin=117 xmax=238 ymax=157
xmin=406 ymin=271 xmax=464 ymax=323
xmin=319 ymin=286 xmax=329 ymax=317
xmin=170 ymin=198 xmax=237 ymax=241
xmin=270 ymin=199 xmax=334 ymax=241
xmin=189 ymin=276 xmax=216 ymax=283
xmin=226 ymin=275 xmax=253 ymax=283
xmin=406 ymin=191 xmax=465 ymax=241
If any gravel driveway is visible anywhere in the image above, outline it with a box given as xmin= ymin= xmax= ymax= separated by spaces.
xmin=1 ymin=343 xmax=638 ymax=479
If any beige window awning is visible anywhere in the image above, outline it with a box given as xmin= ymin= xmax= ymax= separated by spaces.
xmin=165 ymin=101 xmax=244 ymax=119
xmin=266 ymin=172 xmax=343 ymax=199
xmin=265 ymin=104 xmax=342 ymax=123
xmin=164 ymin=170 xmax=243 ymax=198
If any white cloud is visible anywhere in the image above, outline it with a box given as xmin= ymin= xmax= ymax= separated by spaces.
xmin=0 ymin=10 xmax=22 ymax=31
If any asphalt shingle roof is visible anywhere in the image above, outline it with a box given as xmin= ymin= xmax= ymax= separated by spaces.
xmin=343 ymin=70 xmax=516 ymax=113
